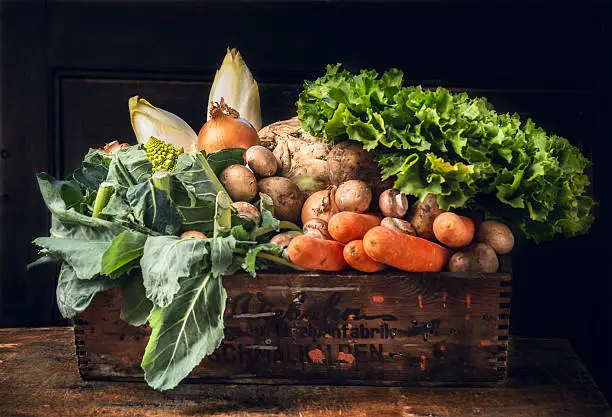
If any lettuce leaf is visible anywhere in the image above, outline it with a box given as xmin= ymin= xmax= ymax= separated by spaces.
xmin=297 ymin=65 xmax=595 ymax=242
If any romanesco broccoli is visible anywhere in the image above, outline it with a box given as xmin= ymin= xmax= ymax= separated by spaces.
xmin=144 ymin=137 xmax=184 ymax=171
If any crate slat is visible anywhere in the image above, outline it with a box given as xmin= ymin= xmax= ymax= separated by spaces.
xmin=75 ymin=270 xmax=511 ymax=386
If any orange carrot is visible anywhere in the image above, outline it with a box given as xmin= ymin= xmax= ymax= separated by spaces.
xmin=343 ymin=240 xmax=387 ymax=273
xmin=432 ymin=212 xmax=475 ymax=248
xmin=328 ymin=212 xmax=381 ymax=243
xmin=363 ymin=226 xmax=451 ymax=272
xmin=287 ymin=235 xmax=347 ymax=271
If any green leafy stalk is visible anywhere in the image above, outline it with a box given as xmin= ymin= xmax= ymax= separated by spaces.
xmin=92 ymin=182 xmax=115 ymax=218
xmin=151 ymin=169 xmax=172 ymax=195
xmin=33 ymin=142 xmax=303 ymax=393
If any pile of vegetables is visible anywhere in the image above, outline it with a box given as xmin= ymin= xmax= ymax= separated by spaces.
xmin=30 ymin=48 xmax=596 ymax=392
xmin=296 ymin=65 xmax=595 ymax=243
xmin=32 ymin=132 xmax=303 ymax=390
xmin=282 ymin=176 xmax=513 ymax=274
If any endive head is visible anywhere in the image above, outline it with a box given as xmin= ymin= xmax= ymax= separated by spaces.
xmin=208 ymin=48 xmax=262 ymax=131
xmin=129 ymin=96 xmax=198 ymax=151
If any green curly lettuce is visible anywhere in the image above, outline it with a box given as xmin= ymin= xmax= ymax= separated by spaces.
xmin=297 ymin=64 xmax=595 ymax=242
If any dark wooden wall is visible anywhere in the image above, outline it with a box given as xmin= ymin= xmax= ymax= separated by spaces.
xmin=1 ymin=0 xmax=610 ymax=400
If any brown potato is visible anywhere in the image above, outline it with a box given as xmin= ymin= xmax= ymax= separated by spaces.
xmin=406 ymin=194 xmax=444 ymax=241
xmin=379 ymin=189 xmax=409 ymax=218
xmin=477 ymin=220 xmax=515 ymax=255
xmin=470 ymin=243 xmax=500 ymax=272
xmin=219 ymin=165 xmax=258 ymax=202
xmin=448 ymin=251 xmax=472 ymax=272
xmin=257 ymin=177 xmax=305 ymax=223
xmin=335 ymin=180 xmax=372 ymax=213
xmin=448 ymin=243 xmax=499 ymax=273
xmin=232 ymin=202 xmax=261 ymax=226
xmin=245 ymin=145 xmax=279 ymax=178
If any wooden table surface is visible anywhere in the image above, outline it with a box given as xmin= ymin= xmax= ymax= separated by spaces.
xmin=0 ymin=327 xmax=609 ymax=417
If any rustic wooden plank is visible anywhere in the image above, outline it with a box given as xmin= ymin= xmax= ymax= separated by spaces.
xmin=0 ymin=0 xmax=59 ymax=327
xmin=75 ymin=271 xmax=511 ymax=386
xmin=0 ymin=327 xmax=609 ymax=417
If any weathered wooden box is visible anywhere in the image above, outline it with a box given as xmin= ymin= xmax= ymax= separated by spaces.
xmin=74 ymin=266 xmax=511 ymax=386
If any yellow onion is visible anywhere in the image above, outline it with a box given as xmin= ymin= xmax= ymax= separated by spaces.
xmin=197 ymin=99 xmax=260 ymax=154
xmin=301 ymin=188 xmax=340 ymax=224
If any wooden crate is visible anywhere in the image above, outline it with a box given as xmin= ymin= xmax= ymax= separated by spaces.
xmin=74 ymin=268 xmax=511 ymax=386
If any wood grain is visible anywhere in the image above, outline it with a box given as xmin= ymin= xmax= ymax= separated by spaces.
xmin=75 ymin=271 xmax=511 ymax=385
xmin=0 ymin=328 xmax=609 ymax=417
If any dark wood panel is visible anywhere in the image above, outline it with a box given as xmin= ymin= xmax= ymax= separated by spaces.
xmin=1 ymin=328 xmax=609 ymax=417
xmin=59 ymin=77 xmax=299 ymax=176
xmin=0 ymin=1 xmax=58 ymax=328
xmin=46 ymin=1 xmax=606 ymax=88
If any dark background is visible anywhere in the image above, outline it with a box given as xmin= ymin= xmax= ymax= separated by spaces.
xmin=1 ymin=0 xmax=610 ymax=401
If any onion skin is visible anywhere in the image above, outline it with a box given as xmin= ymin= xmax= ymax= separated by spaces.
xmin=197 ymin=100 xmax=260 ymax=154
xmin=301 ymin=189 xmax=340 ymax=224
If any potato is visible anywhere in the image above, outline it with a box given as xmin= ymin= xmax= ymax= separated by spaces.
xmin=219 ymin=165 xmax=258 ymax=202
xmin=326 ymin=141 xmax=381 ymax=187
xmin=470 ymin=243 xmax=500 ymax=272
xmin=448 ymin=243 xmax=499 ymax=273
xmin=257 ymin=177 xmax=305 ymax=223
xmin=232 ymin=202 xmax=261 ymax=226
xmin=180 ymin=230 xmax=207 ymax=240
xmin=379 ymin=189 xmax=409 ymax=218
xmin=303 ymin=218 xmax=332 ymax=240
xmin=448 ymin=251 xmax=472 ymax=272
xmin=406 ymin=194 xmax=444 ymax=241
xmin=245 ymin=145 xmax=279 ymax=178
xmin=335 ymin=180 xmax=371 ymax=213
xmin=477 ymin=220 xmax=514 ymax=255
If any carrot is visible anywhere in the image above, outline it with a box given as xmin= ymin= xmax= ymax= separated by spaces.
xmin=432 ymin=212 xmax=475 ymax=248
xmin=287 ymin=235 xmax=347 ymax=271
xmin=363 ymin=226 xmax=451 ymax=272
xmin=328 ymin=212 xmax=381 ymax=243
xmin=343 ymin=240 xmax=387 ymax=273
